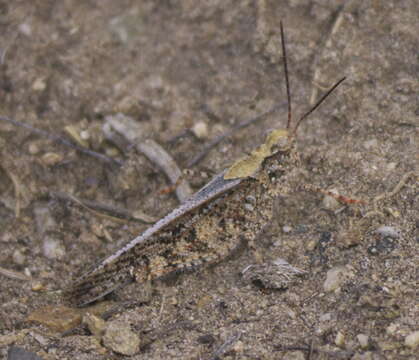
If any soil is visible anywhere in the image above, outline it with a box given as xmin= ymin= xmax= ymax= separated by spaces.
xmin=0 ymin=1 xmax=417 ymax=359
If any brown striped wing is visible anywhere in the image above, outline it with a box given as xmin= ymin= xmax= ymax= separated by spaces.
xmin=64 ymin=171 xmax=243 ymax=306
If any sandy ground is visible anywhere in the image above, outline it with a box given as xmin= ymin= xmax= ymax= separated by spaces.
xmin=0 ymin=1 xmax=417 ymax=359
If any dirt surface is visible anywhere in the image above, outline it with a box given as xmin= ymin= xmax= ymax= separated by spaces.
xmin=0 ymin=1 xmax=417 ymax=359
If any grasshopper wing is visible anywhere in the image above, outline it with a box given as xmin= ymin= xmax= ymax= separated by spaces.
xmin=64 ymin=171 xmax=243 ymax=306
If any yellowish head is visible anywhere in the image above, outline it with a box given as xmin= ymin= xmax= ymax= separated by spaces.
xmin=224 ymin=129 xmax=294 ymax=180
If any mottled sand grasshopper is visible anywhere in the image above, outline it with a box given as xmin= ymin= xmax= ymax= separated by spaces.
xmin=65 ymin=22 xmax=345 ymax=307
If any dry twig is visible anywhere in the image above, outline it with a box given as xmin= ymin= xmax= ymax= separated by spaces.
xmin=0 ymin=115 xmax=121 ymax=166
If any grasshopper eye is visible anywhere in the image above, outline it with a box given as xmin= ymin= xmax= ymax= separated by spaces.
xmin=271 ymin=134 xmax=291 ymax=154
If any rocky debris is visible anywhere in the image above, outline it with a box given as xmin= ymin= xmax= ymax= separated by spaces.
xmin=102 ymin=320 xmax=141 ymax=356
xmin=242 ymin=258 xmax=305 ymax=289
xmin=357 ymin=334 xmax=370 ymax=349
xmin=83 ymin=313 xmax=106 ymax=340
xmin=404 ymin=330 xmax=419 ymax=349
xmin=7 ymin=346 xmax=42 ymax=360
xmin=27 ymin=302 xmax=114 ymax=333
xmin=192 ymin=121 xmax=208 ymax=139
xmin=323 ymin=265 xmax=355 ymax=292
xmin=373 ymin=226 xmax=401 ymax=239
xmin=42 ymin=236 xmax=65 ymax=260
xmin=27 ymin=306 xmax=82 ymax=333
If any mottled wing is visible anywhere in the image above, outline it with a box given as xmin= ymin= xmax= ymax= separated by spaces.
xmin=64 ymin=171 xmax=243 ymax=306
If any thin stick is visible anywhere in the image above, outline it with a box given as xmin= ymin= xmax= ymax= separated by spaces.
xmin=49 ymin=191 xmax=157 ymax=223
xmin=0 ymin=266 xmax=32 ymax=281
xmin=6 ymin=170 xmax=22 ymax=218
xmin=373 ymin=171 xmax=415 ymax=204
xmin=280 ymin=21 xmax=292 ymax=129
xmin=293 ymin=77 xmax=346 ymax=134
xmin=0 ymin=115 xmax=122 ymax=166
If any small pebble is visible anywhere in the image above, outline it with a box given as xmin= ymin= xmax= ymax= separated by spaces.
xmin=41 ymin=152 xmax=63 ymax=167
xmin=386 ymin=162 xmax=397 ymax=171
xmin=246 ymin=195 xmax=256 ymax=204
xmin=363 ymin=138 xmax=378 ymax=149
xmin=1 ymin=233 xmax=13 ymax=242
xmin=244 ymin=203 xmax=254 ymax=211
xmin=305 ymin=239 xmax=317 ymax=251
xmin=192 ymin=121 xmax=208 ymax=139
xmin=30 ymin=331 xmax=49 ymax=346
xmin=405 ymin=330 xmax=419 ymax=349
xmin=83 ymin=313 xmax=106 ymax=340
xmin=335 ymin=331 xmax=345 ymax=347
xmin=42 ymin=237 xmax=65 ymax=260
xmin=357 ymin=333 xmax=369 ymax=348
xmin=367 ymin=237 xmax=397 ymax=256
xmin=282 ymin=225 xmax=292 ymax=233
xmin=64 ymin=125 xmax=89 ymax=147
xmin=24 ymin=268 xmax=32 ymax=277
xmin=374 ymin=226 xmax=401 ymax=239
xmin=384 ymin=207 xmax=400 ymax=218
xmin=232 ymin=340 xmax=244 ymax=353
xmin=105 ymin=146 xmax=120 ymax=157
xmin=386 ymin=323 xmax=399 ymax=335
xmin=323 ymin=266 xmax=354 ymax=292
xmin=12 ymin=249 xmax=25 ymax=265
xmin=91 ymin=223 xmax=105 ymax=238
xmin=319 ymin=312 xmax=333 ymax=322
xmin=103 ymin=321 xmax=140 ymax=356
xmin=80 ymin=130 xmax=90 ymax=140
xmin=31 ymin=281 xmax=45 ymax=292
xmin=242 ymin=258 xmax=304 ymax=290
xmin=28 ymin=142 xmax=41 ymax=155
xmin=34 ymin=206 xmax=56 ymax=234
xmin=7 ymin=346 xmax=42 ymax=360
xmin=18 ymin=23 xmax=32 ymax=36
xmin=32 ymin=78 xmax=46 ymax=92
xmin=322 ymin=189 xmax=340 ymax=210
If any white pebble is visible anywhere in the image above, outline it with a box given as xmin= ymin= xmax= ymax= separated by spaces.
xmin=357 ymin=334 xmax=369 ymax=348
xmin=323 ymin=266 xmax=354 ymax=292
xmin=374 ymin=226 xmax=401 ymax=239
xmin=12 ymin=249 xmax=25 ymax=265
xmin=103 ymin=320 xmax=140 ymax=355
xmin=282 ymin=225 xmax=292 ymax=233
xmin=405 ymin=330 xmax=419 ymax=349
xmin=192 ymin=121 xmax=208 ymax=139
xmin=19 ymin=23 xmax=32 ymax=36
xmin=43 ymin=238 xmax=65 ymax=260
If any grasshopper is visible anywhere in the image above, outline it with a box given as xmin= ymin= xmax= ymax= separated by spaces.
xmin=64 ymin=22 xmax=346 ymax=307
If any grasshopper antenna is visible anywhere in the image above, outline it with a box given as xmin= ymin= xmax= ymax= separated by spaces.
xmin=279 ymin=21 xmax=292 ymax=130
xmin=293 ymin=77 xmax=346 ymax=135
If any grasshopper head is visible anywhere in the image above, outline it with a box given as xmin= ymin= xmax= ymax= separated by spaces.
xmin=263 ymin=128 xmax=295 ymax=154
xmin=223 ymin=128 xmax=295 ymax=180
